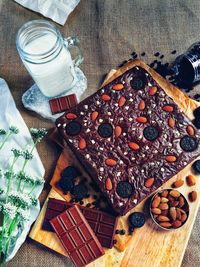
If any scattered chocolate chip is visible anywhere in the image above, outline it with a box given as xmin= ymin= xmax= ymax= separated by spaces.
xmin=115 ymin=230 xmax=120 ymax=234
xmin=180 ymin=136 xmax=198 ymax=152
xmin=141 ymin=52 xmax=146 ymax=56
xmin=128 ymin=212 xmax=145 ymax=228
xmin=113 ymin=240 xmax=117 ymax=244
xmin=149 ymin=62 xmax=155 ymax=68
xmin=192 ymin=160 xmax=200 ymax=174
xmin=160 ymin=55 xmax=164 ymax=59
xmin=118 ymin=60 xmax=128 ymax=68
xmin=65 ymin=121 xmax=81 ymax=136
xmin=131 ymin=51 xmax=136 ymax=56
xmin=131 ymin=76 xmax=146 ymax=90
xmin=72 ymin=184 xmax=88 ymax=200
xmin=79 ymin=200 xmax=84 ymax=205
xmin=86 ymin=203 xmax=92 ymax=208
xmin=116 ymin=181 xmax=133 ymax=198
xmin=194 ymin=117 xmax=200 ymax=129
xmin=143 ymin=126 xmax=159 ymax=141
xmin=171 ymin=50 xmax=177 ymax=54
xmin=132 ymin=54 xmax=138 ymax=59
xmin=61 ymin=166 xmax=80 ymax=180
xmin=98 ymin=123 xmax=113 ymax=138
xmin=154 ymin=52 xmax=160 ymax=57
xmin=120 ymin=229 xmax=125 ymax=235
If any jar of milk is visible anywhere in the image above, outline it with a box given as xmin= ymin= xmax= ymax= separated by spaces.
xmin=16 ymin=20 xmax=83 ymax=97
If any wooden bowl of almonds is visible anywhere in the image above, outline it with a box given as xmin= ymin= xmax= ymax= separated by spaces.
xmin=150 ymin=189 xmax=189 ymax=230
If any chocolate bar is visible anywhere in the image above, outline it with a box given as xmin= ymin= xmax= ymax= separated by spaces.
xmin=50 ymin=205 xmax=104 ymax=267
xmin=56 ymin=60 xmax=200 ymax=215
xmin=42 ymin=198 xmax=117 ymax=248
xmin=49 ymin=94 xmax=77 ymax=115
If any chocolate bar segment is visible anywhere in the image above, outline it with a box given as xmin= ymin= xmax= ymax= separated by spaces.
xmin=56 ymin=62 xmax=200 ymax=215
xmin=49 ymin=94 xmax=77 ymax=115
xmin=50 ymin=205 xmax=104 ymax=267
xmin=42 ymin=198 xmax=117 ymax=248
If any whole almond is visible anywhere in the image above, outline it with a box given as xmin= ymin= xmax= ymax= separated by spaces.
xmin=181 ymin=213 xmax=187 ymax=223
xmin=138 ymin=99 xmax=145 ymax=110
xmin=189 ymin=191 xmax=197 ymax=202
xmin=166 ymin=155 xmax=177 ymax=163
xmin=162 ymin=105 xmax=174 ymax=112
xmin=118 ymin=96 xmax=126 ymax=107
xmin=168 ymin=117 xmax=175 ymax=128
xmin=149 ymin=86 xmax=157 ymax=96
xmin=114 ymin=126 xmax=122 ymax=137
xmin=158 ymin=203 xmax=169 ymax=210
xmin=161 ymin=210 xmax=168 ymax=216
xmin=169 ymin=207 xmax=176 ymax=221
xmin=161 ymin=190 xmax=168 ymax=197
xmin=101 ymin=94 xmax=111 ymax=101
xmin=128 ymin=142 xmax=140 ymax=151
xmin=172 ymin=220 xmax=182 ymax=228
xmin=152 ymin=196 xmax=161 ymax=208
xmin=112 ymin=83 xmax=124 ymax=91
xmin=169 ymin=200 xmax=179 ymax=207
xmin=186 ymin=175 xmax=196 ymax=186
xmin=151 ymin=208 xmax=161 ymax=215
xmin=105 ymin=178 xmax=113 ymax=190
xmin=66 ymin=113 xmax=77 ymax=119
xmin=145 ymin=178 xmax=154 ymax=188
xmin=178 ymin=196 xmax=185 ymax=208
xmin=173 ymin=179 xmax=184 ymax=188
xmin=169 ymin=190 xmax=180 ymax=198
xmin=159 ymin=222 xmax=172 ymax=228
xmin=157 ymin=215 xmax=170 ymax=222
xmin=186 ymin=125 xmax=195 ymax=136
xmin=79 ymin=138 xmax=86 ymax=149
xmin=161 ymin=197 xmax=169 ymax=203
xmin=136 ymin=116 xmax=147 ymax=123
xmin=176 ymin=208 xmax=182 ymax=220
xmin=91 ymin=111 xmax=99 ymax=121
xmin=105 ymin=158 xmax=117 ymax=166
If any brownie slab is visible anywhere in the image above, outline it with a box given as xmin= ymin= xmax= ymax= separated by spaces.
xmin=56 ymin=60 xmax=200 ymax=215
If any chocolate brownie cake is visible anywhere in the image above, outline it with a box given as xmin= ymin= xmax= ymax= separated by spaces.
xmin=56 ymin=60 xmax=200 ymax=215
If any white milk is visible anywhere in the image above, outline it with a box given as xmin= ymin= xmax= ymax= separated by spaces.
xmin=23 ymin=33 xmax=76 ymax=97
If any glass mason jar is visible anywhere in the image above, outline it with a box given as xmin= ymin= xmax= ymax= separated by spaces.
xmin=16 ymin=20 xmax=83 ymax=97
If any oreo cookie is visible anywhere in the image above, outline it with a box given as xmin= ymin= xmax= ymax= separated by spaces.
xmin=143 ymin=126 xmax=159 ymax=141
xmin=130 ymin=76 xmax=146 ymax=90
xmin=180 ymin=136 xmax=198 ymax=152
xmin=116 ymin=181 xmax=133 ymax=198
xmin=72 ymin=184 xmax=88 ymax=200
xmin=192 ymin=160 xmax=200 ymax=174
xmin=98 ymin=123 xmax=113 ymax=138
xmin=65 ymin=121 xmax=81 ymax=136
xmin=128 ymin=212 xmax=145 ymax=228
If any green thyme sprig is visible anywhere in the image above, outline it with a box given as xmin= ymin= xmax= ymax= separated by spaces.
xmin=0 ymin=129 xmax=6 ymax=136
xmin=30 ymin=128 xmax=47 ymax=143
xmin=0 ymin=126 xmax=19 ymax=151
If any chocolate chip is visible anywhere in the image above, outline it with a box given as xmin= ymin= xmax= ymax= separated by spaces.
xmin=128 ymin=212 xmax=145 ymax=228
xmin=160 ymin=55 xmax=164 ymax=59
xmin=98 ymin=123 xmax=113 ymax=138
xmin=61 ymin=166 xmax=80 ymax=180
xmin=65 ymin=121 xmax=81 ymax=136
xmin=192 ymin=160 xmax=200 ymax=174
xmin=120 ymin=229 xmax=125 ymax=235
xmin=116 ymin=181 xmax=133 ymax=198
xmin=143 ymin=126 xmax=159 ymax=141
xmin=115 ymin=230 xmax=120 ymax=234
xmin=86 ymin=203 xmax=92 ymax=208
xmin=154 ymin=52 xmax=160 ymax=57
xmin=72 ymin=184 xmax=88 ymax=200
xmin=130 ymin=76 xmax=146 ymax=90
xmin=180 ymin=136 xmax=198 ymax=152
xmin=171 ymin=50 xmax=177 ymax=54
xmin=141 ymin=52 xmax=146 ymax=56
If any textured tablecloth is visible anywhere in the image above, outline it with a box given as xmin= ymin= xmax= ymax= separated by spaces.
xmin=0 ymin=0 xmax=200 ymax=266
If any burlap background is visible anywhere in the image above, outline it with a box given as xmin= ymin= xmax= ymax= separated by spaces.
xmin=0 ymin=0 xmax=199 ymax=266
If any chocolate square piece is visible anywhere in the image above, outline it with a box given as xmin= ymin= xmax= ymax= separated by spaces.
xmin=50 ymin=205 xmax=104 ymax=267
xmin=49 ymin=94 xmax=77 ymax=115
xmin=56 ymin=60 xmax=200 ymax=215
xmin=42 ymin=198 xmax=118 ymax=248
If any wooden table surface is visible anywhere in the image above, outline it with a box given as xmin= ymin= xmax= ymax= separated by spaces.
xmin=1 ymin=1 xmax=200 ymax=266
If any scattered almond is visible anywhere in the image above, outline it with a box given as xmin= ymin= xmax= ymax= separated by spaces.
xmin=169 ymin=190 xmax=180 ymax=198
xmin=151 ymin=208 xmax=161 ymax=215
xmin=186 ymin=175 xmax=196 ymax=186
xmin=101 ymin=94 xmax=111 ymax=101
xmin=176 ymin=208 xmax=182 ymax=220
xmin=178 ymin=196 xmax=185 ymax=208
xmin=169 ymin=200 xmax=179 ymax=207
xmin=189 ymin=191 xmax=197 ymax=202
xmin=105 ymin=178 xmax=112 ymax=190
xmin=161 ymin=210 xmax=168 ymax=216
xmin=168 ymin=117 xmax=175 ymax=128
xmin=105 ymin=158 xmax=117 ymax=166
xmin=138 ymin=99 xmax=145 ymax=110
xmin=169 ymin=207 xmax=176 ymax=221
xmin=173 ymin=179 xmax=184 ymax=188
xmin=165 ymin=155 xmax=177 ymax=163
xmin=186 ymin=125 xmax=195 ymax=136
xmin=152 ymin=196 xmax=161 ymax=208
xmin=66 ymin=113 xmax=77 ymax=119
xmin=159 ymin=222 xmax=172 ymax=228
xmin=149 ymin=86 xmax=157 ymax=96
xmin=114 ymin=126 xmax=122 ymax=137
xmin=112 ymin=83 xmax=124 ymax=91
xmin=157 ymin=215 xmax=170 ymax=222
xmin=172 ymin=220 xmax=182 ymax=228
xmin=158 ymin=203 xmax=169 ymax=210
xmin=128 ymin=142 xmax=140 ymax=151
xmin=91 ymin=111 xmax=98 ymax=121
xmin=79 ymin=138 xmax=86 ymax=149
xmin=118 ymin=96 xmax=126 ymax=107
xmin=162 ymin=105 xmax=174 ymax=112
xmin=145 ymin=178 xmax=154 ymax=188
xmin=136 ymin=116 xmax=147 ymax=123
xmin=181 ymin=213 xmax=187 ymax=223
xmin=161 ymin=190 xmax=168 ymax=197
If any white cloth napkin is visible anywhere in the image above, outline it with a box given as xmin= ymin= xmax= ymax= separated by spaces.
xmin=14 ymin=0 xmax=80 ymax=25
xmin=0 ymin=78 xmax=45 ymax=261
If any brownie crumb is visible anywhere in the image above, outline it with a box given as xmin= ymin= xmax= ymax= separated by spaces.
xmin=154 ymin=52 xmax=160 ymax=57
xmin=141 ymin=52 xmax=146 ymax=56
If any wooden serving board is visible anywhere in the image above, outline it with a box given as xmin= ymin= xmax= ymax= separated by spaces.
xmin=30 ymin=60 xmax=200 ymax=267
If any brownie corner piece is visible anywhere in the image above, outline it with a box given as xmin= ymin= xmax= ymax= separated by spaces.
xmin=56 ymin=63 xmax=200 ymax=215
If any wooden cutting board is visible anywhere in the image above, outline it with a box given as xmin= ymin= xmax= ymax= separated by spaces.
xmin=30 ymin=60 xmax=200 ymax=267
